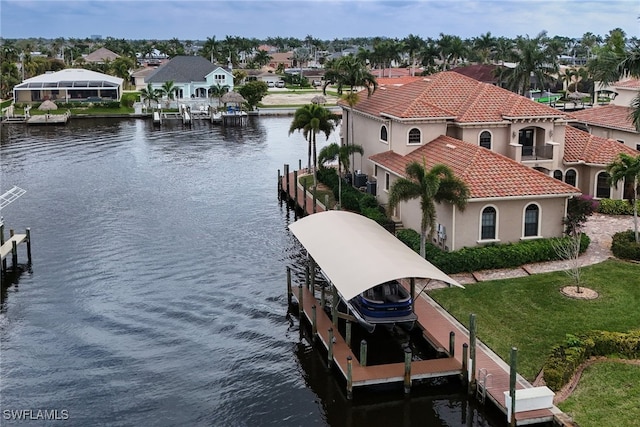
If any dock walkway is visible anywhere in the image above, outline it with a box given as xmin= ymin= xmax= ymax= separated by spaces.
xmin=0 ymin=233 xmax=27 ymax=262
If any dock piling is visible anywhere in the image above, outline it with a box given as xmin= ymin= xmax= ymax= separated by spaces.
xmin=286 ymin=267 xmax=292 ymax=306
xmin=449 ymin=331 xmax=455 ymax=357
xmin=293 ymin=170 xmax=298 ymax=208
xmin=298 ymin=285 xmax=304 ymax=317
xmin=284 ymin=164 xmax=290 ymax=201
xmin=26 ymin=228 xmax=31 ymax=264
xmin=509 ymin=347 xmax=518 ymax=427
xmin=462 ymin=343 xmax=469 ymax=387
xmin=360 ymin=340 xmax=368 ymax=367
xmin=403 ymin=347 xmax=412 ymax=394
xmin=311 ymin=305 xmax=317 ymax=339
xmin=346 ymin=356 xmax=353 ymax=399
xmin=469 ymin=313 xmax=477 ymax=393
xmin=12 ymin=240 xmax=18 ymax=270
xmin=303 ymin=180 xmax=307 ymax=215
xmin=345 ymin=321 xmax=352 ymax=348
xmin=327 ymin=327 xmax=334 ymax=368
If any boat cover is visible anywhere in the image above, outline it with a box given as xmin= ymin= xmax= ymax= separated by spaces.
xmin=288 ymin=210 xmax=463 ymax=301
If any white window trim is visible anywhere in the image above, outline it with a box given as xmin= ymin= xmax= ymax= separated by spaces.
xmin=380 ymin=124 xmax=389 ymax=144
xmin=478 ymin=204 xmax=500 ymax=242
xmin=521 ymin=202 xmax=542 ymax=239
xmin=478 ymin=129 xmax=493 ymax=150
xmin=407 ymin=127 xmax=422 ymax=145
xmin=594 ymin=171 xmax=611 ymax=199
xmin=564 ymin=168 xmax=578 ymax=187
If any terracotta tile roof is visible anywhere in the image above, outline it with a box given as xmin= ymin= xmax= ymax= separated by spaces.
xmin=376 ymin=76 xmax=423 ymax=87
xmin=563 ymin=126 xmax=639 ymax=165
xmin=352 ymin=71 xmax=567 ymax=123
xmin=612 ymin=78 xmax=640 ymax=89
xmin=569 ymin=105 xmax=637 ymax=132
xmin=451 ymin=64 xmax=504 ymax=84
xmin=370 ymin=135 xmax=579 ymax=199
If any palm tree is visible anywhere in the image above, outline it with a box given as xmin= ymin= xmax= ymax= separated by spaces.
xmin=318 ymin=142 xmax=362 ymax=209
xmin=606 ymin=153 xmax=640 ymax=243
xmin=209 ymin=82 xmax=230 ymax=109
xmin=159 ymin=80 xmax=177 ymax=107
xmin=403 ymin=34 xmax=425 ymax=76
xmin=139 ymin=82 xmax=160 ymax=109
xmin=502 ymin=31 xmax=559 ymax=95
xmin=288 ymin=104 xmax=339 ymax=187
xmin=389 ymin=162 xmax=469 ymax=258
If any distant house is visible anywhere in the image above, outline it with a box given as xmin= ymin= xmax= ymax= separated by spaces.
xmin=571 ymin=78 xmax=640 ymax=151
xmin=340 ymin=71 xmax=636 ymax=250
xmin=145 ymin=56 xmax=233 ymax=99
xmin=84 ymin=47 xmax=120 ymax=64
xmin=13 ymin=68 xmax=123 ymax=103
xmin=267 ymin=52 xmax=293 ymax=70
xmin=451 ymin=64 xmax=505 ymax=86
xmin=131 ymin=67 xmax=158 ymax=91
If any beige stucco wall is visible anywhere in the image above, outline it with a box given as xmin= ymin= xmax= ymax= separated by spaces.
xmin=586 ymin=125 xmax=640 ymax=151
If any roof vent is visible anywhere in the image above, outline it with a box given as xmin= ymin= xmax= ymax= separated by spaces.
xmin=445 ymin=143 xmax=457 ymax=149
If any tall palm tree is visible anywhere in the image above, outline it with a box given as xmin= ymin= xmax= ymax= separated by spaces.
xmin=318 ymin=142 xmax=363 ymax=209
xmin=209 ymin=82 xmax=230 ymax=109
xmin=502 ymin=31 xmax=559 ymax=94
xmin=403 ymin=34 xmax=425 ymax=76
xmin=139 ymin=82 xmax=160 ymax=108
xmin=388 ymin=162 xmax=469 ymax=258
xmin=288 ymin=104 xmax=339 ymax=187
xmin=606 ymin=153 xmax=640 ymax=243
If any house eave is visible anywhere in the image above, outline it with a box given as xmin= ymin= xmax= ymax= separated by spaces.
xmin=469 ymin=192 xmax=580 ymax=203
xmin=380 ymin=112 xmax=456 ymax=122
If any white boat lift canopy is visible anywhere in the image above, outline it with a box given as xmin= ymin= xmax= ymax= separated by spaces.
xmin=288 ymin=211 xmax=462 ymax=301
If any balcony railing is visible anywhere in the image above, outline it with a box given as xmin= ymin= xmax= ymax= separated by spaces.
xmin=522 ymin=145 xmax=553 ymax=160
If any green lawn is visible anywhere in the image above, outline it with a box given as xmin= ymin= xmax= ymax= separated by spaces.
xmin=558 ymin=361 xmax=640 ymax=427
xmin=429 ymin=259 xmax=640 ymax=380
xmin=299 ymin=175 xmax=336 ymax=209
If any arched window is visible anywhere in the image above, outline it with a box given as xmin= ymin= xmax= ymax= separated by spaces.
xmin=524 ymin=204 xmax=539 ymax=237
xmin=565 ymin=169 xmax=577 ymax=187
xmin=408 ymin=128 xmax=421 ymax=145
xmin=596 ymin=172 xmax=611 ymax=198
xmin=481 ymin=206 xmax=497 ymax=240
xmin=553 ymin=170 xmax=563 ymax=181
xmin=380 ymin=125 xmax=388 ymax=142
xmin=479 ymin=131 xmax=492 ymax=149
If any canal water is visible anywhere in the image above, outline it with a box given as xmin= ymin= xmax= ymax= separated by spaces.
xmin=0 ymin=117 xmax=504 ymax=426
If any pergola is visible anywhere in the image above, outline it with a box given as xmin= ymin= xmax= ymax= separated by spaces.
xmin=13 ymin=69 xmax=123 ymax=103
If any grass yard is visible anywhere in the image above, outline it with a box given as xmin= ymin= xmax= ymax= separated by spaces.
xmin=558 ymin=361 xmax=640 ymax=427
xmin=429 ymin=259 xmax=640 ymax=380
xmin=299 ymin=174 xmax=336 ymax=209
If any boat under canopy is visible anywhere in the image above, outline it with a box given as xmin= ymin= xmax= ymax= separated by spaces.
xmin=288 ymin=211 xmax=463 ymax=303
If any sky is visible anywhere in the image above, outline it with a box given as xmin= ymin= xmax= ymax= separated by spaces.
xmin=0 ymin=0 xmax=638 ymax=41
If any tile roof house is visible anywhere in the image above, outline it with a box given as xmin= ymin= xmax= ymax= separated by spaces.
xmin=570 ymin=79 xmax=640 ymax=151
xmin=340 ymin=71 xmax=635 ymax=250
xmin=84 ymin=47 xmax=120 ymax=64
xmin=146 ymin=56 xmax=233 ymax=99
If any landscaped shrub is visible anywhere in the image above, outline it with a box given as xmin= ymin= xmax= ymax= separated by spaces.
xmin=120 ymin=93 xmax=138 ymax=108
xmin=395 ymin=228 xmax=590 ymax=274
xmin=611 ymin=230 xmax=640 ymax=261
xmin=598 ymin=198 xmax=640 ymax=215
xmin=543 ymin=330 xmax=640 ymax=391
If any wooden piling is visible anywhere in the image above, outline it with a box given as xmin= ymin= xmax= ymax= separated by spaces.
xmin=360 ymin=339 xmax=368 ymax=366
xmin=327 ymin=327 xmax=334 ymax=368
xmin=278 ymin=169 xmax=281 ymax=194
xmin=331 ymin=286 xmax=338 ymax=327
xmin=305 ymin=264 xmax=310 ymax=289
xmin=403 ymin=347 xmax=412 ymax=394
xmin=303 ymin=180 xmax=307 ymax=215
xmin=449 ymin=331 xmax=455 ymax=357
xmin=346 ymin=356 xmax=353 ymax=399
xmin=293 ymin=170 xmax=298 ymax=208
xmin=298 ymin=285 xmax=304 ymax=317
xmin=299 ymin=159 xmax=302 ymax=171
xmin=309 ymin=257 xmax=315 ymax=293
xmin=345 ymin=321 xmax=352 ymax=348
xmin=410 ymin=278 xmax=415 ymax=312
xmin=320 ymin=284 xmax=325 ymax=309
xmin=12 ymin=241 xmax=18 ymax=270
xmin=286 ymin=267 xmax=292 ymax=306
xmin=462 ymin=343 xmax=469 ymax=387
xmin=25 ymin=228 xmax=31 ymax=264
xmin=311 ymin=305 xmax=317 ymax=339
xmin=284 ymin=164 xmax=290 ymax=200
xmin=509 ymin=347 xmax=517 ymax=427
xmin=469 ymin=313 xmax=477 ymax=394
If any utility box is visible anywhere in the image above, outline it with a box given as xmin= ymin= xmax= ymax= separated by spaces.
xmin=366 ymin=180 xmax=377 ymax=196
xmin=354 ymin=173 xmax=368 ymax=188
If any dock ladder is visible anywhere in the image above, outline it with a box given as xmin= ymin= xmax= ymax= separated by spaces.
xmin=476 ymin=368 xmax=493 ymax=404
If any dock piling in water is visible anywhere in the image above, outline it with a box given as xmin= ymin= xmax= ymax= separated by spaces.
xmin=403 ymin=347 xmax=412 ymax=394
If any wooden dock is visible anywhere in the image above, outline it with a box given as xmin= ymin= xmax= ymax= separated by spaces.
xmin=278 ymin=167 xmax=327 ymax=216
xmin=27 ymin=113 xmax=70 ymax=125
xmin=0 ymin=227 xmax=31 ymax=276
